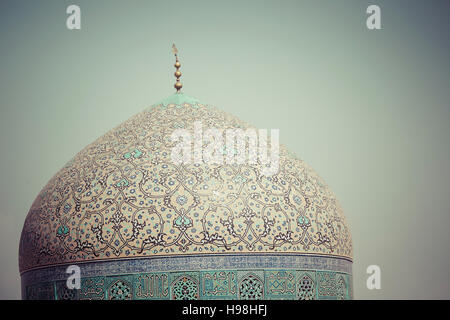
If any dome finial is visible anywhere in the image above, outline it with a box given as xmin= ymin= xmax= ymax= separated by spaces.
xmin=172 ymin=44 xmax=182 ymax=92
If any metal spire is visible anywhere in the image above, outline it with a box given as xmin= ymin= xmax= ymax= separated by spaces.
xmin=172 ymin=44 xmax=182 ymax=92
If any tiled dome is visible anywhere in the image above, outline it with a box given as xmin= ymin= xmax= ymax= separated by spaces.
xmin=19 ymin=93 xmax=352 ymax=300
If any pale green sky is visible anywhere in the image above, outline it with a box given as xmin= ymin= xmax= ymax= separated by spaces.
xmin=1 ymin=0 xmax=450 ymax=299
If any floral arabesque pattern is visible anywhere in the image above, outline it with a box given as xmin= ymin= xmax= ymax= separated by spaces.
xmin=19 ymin=93 xmax=352 ymax=273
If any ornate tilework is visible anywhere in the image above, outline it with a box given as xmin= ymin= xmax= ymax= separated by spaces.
xmin=266 ymin=270 xmax=296 ymax=299
xmin=19 ymin=93 xmax=353 ymax=300
xmin=238 ymin=273 xmax=264 ymax=300
xmin=56 ymin=280 xmax=78 ymax=300
xmin=317 ymin=271 xmax=338 ymax=300
xmin=297 ymin=271 xmax=316 ymax=300
xmin=25 ymin=282 xmax=54 ymax=300
xmin=19 ymin=93 xmax=352 ymax=274
xmin=79 ymin=276 xmax=105 ymax=300
xmin=201 ymin=271 xmax=237 ymax=299
xmin=23 ymin=265 xmax=352 ymax=300
xmin=134 ymin=272 xmax=169 ymax=299
xmin=170 ymin=272 xmax=200 ymax=300
xmin=336 ymin=274 xmax=348 ymax=300
xmin=107 ymin=275 xmax=133 ymax=300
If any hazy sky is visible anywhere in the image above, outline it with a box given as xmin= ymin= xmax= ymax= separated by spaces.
xmin=1 ymin=0 xmax=450 ymax=299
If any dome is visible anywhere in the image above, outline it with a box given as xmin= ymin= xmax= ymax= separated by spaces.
xmin=19 ymin=92 xmax=352 ymax=300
